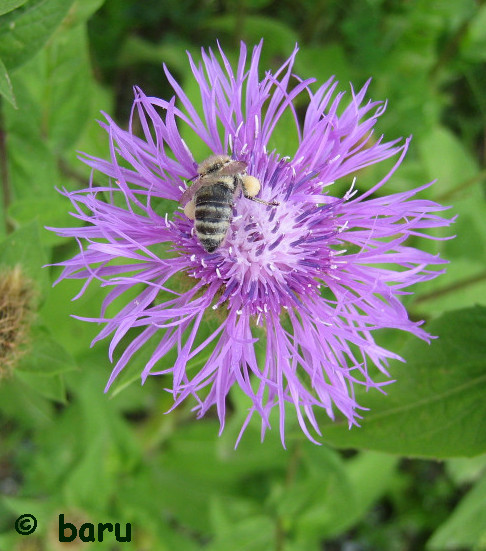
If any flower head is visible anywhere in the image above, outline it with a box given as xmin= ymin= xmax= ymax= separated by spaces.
xmin=51 ymin=42 xmax=452 ymax=445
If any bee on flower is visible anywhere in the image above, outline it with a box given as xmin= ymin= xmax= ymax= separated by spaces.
xmin=50 ymin=41 xmax=452 ymax=446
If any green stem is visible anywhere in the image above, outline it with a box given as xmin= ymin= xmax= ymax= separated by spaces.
xmin=300 ymin=0 xmax=328 ymax=45
xmin=58 ymin=158 xmax=90 ymax=188
xmin=436 ymin=169 xmax=486 ymax=202
xmin=275 ymin=441 xmax=302 ymax=550
xmin=429 ymin=0 xmax=486 ymax=81
xmin=413 ymin=270 xmax=486 ymax=306
xmin=0 ymin=105 xmax=12 ymax=233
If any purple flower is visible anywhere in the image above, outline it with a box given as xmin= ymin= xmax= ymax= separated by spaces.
xmin=50 ymin=42 xmax=452 ymax=445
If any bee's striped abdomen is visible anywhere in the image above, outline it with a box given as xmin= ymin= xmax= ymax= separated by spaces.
xmin=195 ymin=182 xmax=235 ymax=252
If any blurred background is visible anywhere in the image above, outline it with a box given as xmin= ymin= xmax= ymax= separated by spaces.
xmin=1 ymin=0 xmax=486 ymax=549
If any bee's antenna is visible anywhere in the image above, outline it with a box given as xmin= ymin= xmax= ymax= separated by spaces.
xmin=247 ymin=196 xmax=280 ymax=207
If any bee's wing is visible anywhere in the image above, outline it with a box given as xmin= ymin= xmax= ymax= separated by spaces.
xmin=179 ymin=177 xmax=214 ymax=205
xmin=219 ymin=160 xmax=247 ymax=176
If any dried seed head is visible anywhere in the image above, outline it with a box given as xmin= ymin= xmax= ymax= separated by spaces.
xmin=0 ymin=266 xmax=32 ymax=378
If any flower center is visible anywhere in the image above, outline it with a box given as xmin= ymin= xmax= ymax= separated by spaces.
xmin=175 ymin=156 xmax=343 ymax=315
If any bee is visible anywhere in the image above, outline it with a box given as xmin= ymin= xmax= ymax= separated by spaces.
xmin=180 ymin=154 xmax=279 ymax=252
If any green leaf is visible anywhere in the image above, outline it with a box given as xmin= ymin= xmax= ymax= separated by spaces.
xmin=294 ymin=45 xmax=352 ymax=91
xmin=9 ymin=195 xmax=83 ymax=247
xmin=0 ymin=373 xmax=54 ymax=427
xmin=118 ymin=468 xmax=202 ymax=551
xmin=4 ymin=22 xmax=93 ymax=158
xmin=0 ymin=56 xmax=16 ymax=107
xmin=447 ymin=453 xmax=486 ymax=485
xmin=16 ymin=325 xmax=77 ymax=376
xmin=206 ymin=516 xmax=275 ymax=551
xmin=16 ymin=369 xmax=66 ymax=402
xmin=39 ymin=274 xmax=106 ymax=358
xmin=3 ymin=75 xmax=63 ymax=200
xmin=0 ymin=0 xmax=28 ymax=16
xmin=273 ymin=448 xmax=397 ymax=542
xmin=411 ymin=183 xmax=486 ymax=316
xmin=273 ymin=445 xmax=354 ymax=541
xmin=2 ymin=496 xmax=52 ymax=530
xmin=68 ymin=0 xmax=106 ymax=26
xmin=460 ymin=4 xmax=486 ymax=61
xmin=342 ymin=451 xmax=399 ymax=531
xmin=427 ymin=473 xmax=486 ymax=550
xmin=63 ymin=431 xmax=115 ymax=512
xmin=209 ymin=495 xmax=266 ymax=541
xmin=63 ymin=368 xmax=140 ymax=512
xmin=319 ymin=306 xmax=486 ymax=458
xmin=418 ymin=125 xmax=479 ymax=196
xmin=119 ymin=36 xmax=194 ymax=72
xmin=2 ymin=21 xmax=109 ymax=209
xmin=38 ymin=24 xmax=93 ymax=153
xmin=0 ymin=0 xmax=76 ymax=70
xmin=151 ymin=420 xmax=286 ymax=534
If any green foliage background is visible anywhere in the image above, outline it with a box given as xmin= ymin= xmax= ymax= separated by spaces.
xmin=1 ymin=0 xmax=486 ymax=549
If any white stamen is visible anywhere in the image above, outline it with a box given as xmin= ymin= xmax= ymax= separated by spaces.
xmin=180 ymin=138 xmax=192 ymax=157
xmin=164 ymin=213 xmax=169 ymax=227
xmin=254 ymin=115 xmax=260 ymax=138
xmin=344 ymin=177 xmax=358 ymax=200
xmin=201 ymin=258 xmax=207 ymax=268
xmin=216 ymin=268 xmax=222 ymax=278
xmin=190 ymin=254 xmax=196 ymax=262
xmin=236 ymin=309 xmax=242 ymax=315
xmin=178 ymin=185 xmax=185 ymax=192
xmin=329 ymin=154 xmax=341 ymax=164
xmin=235 ymin=121 xmax=244 ymax=138
xmin=228 ymin=134 xmax=233 ymax=152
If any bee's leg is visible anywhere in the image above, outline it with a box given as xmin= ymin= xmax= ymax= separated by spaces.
xmin=183 ymin=199 xmax=196 ymax=220
xmin=241 ymin=175 xmax=261 ymax=198
xmin=242 ymin=175 xmax=279 ymax=206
